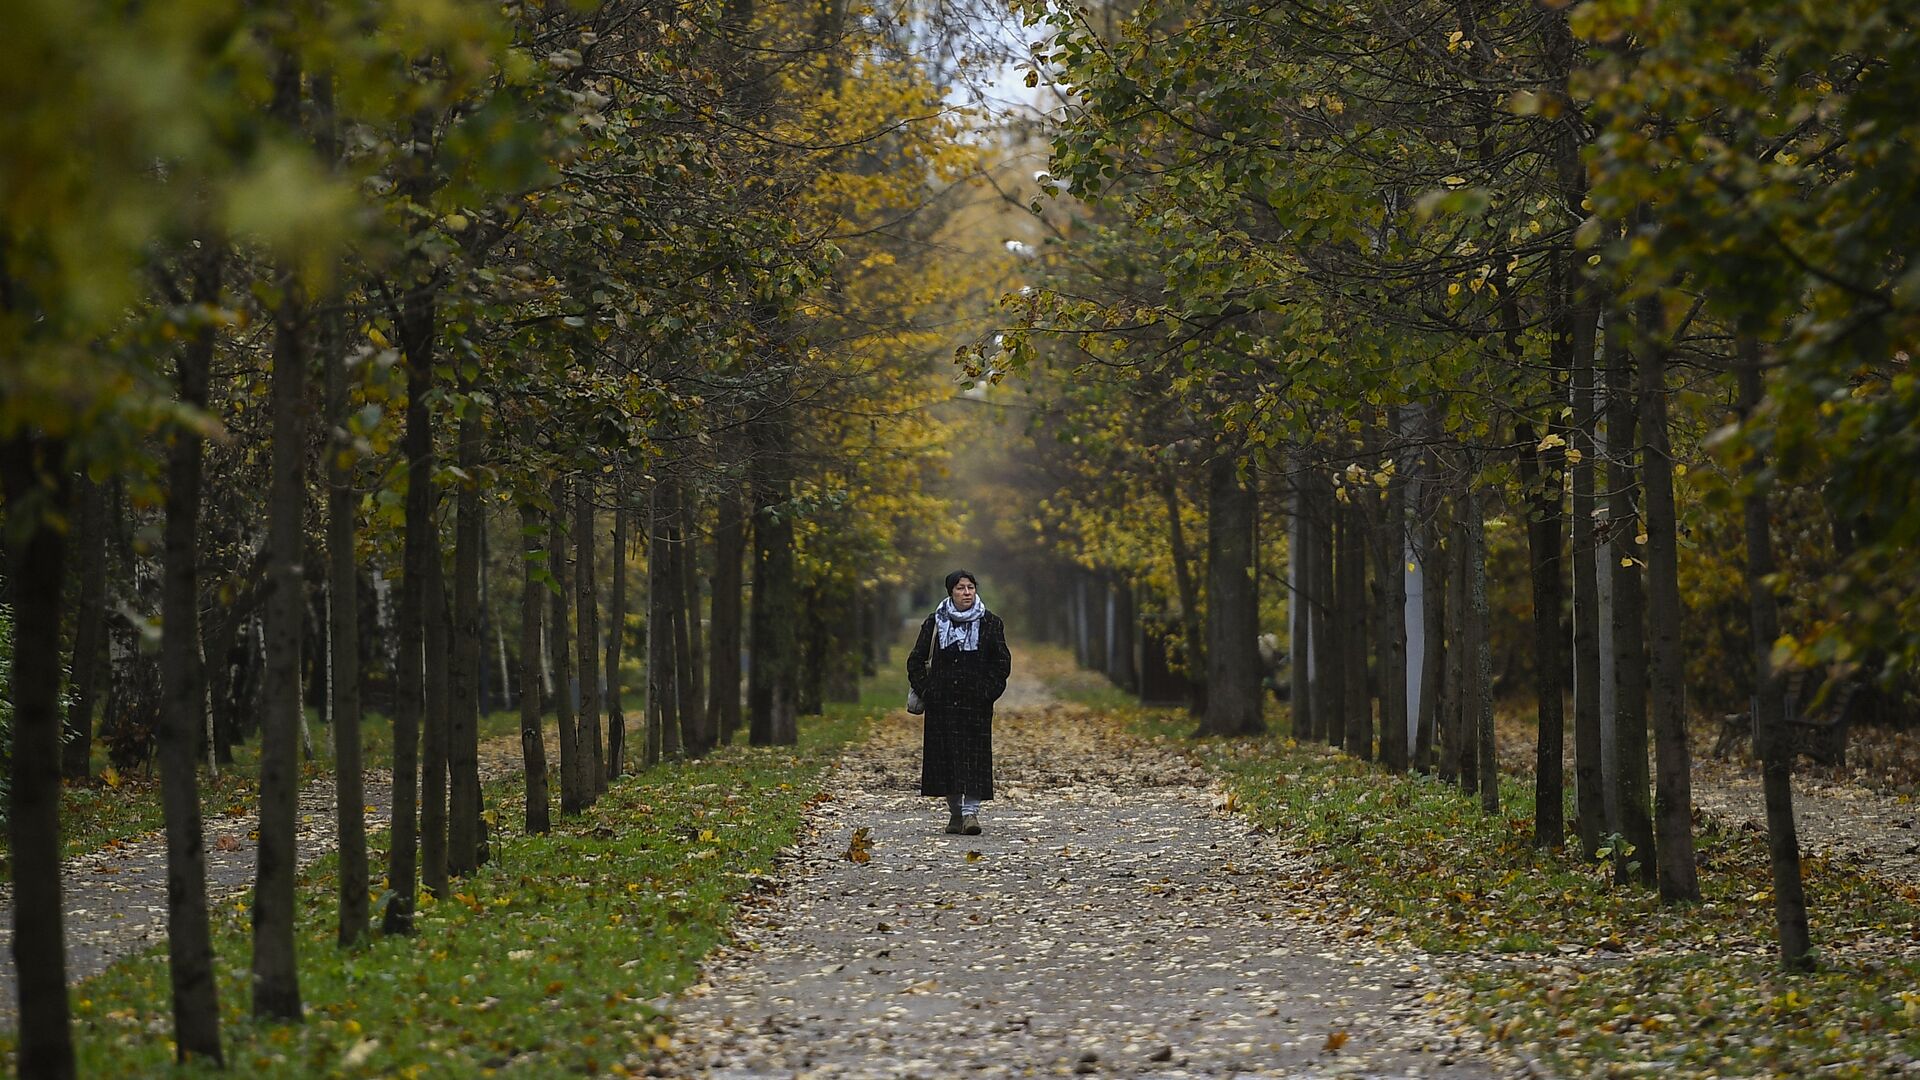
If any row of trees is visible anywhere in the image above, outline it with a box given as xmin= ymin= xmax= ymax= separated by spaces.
xmin=992 ymin=0 xmax=1919 ymax=974
xmin=3 ymin=0 xmax=1018 ymax=1073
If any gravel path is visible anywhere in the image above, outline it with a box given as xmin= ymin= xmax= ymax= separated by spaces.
xmin=1689 ymin=768 xmax=1920 ymax=886
xmin=0 ymin=768 xmax=393 ymax=1026
xmin=663 ymin=670 xmax=1516 ymax=1078
xmin=0 ymin=724 xmax=543 ymax=1027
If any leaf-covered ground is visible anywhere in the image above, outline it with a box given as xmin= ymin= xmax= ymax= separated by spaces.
xmin=1133 ymin=703 xmax=1920 ymax=1078
xmin=659 ymin=659 xmax=1514 ymax=1078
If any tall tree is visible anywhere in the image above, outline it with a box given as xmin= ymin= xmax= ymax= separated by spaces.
xmin=1201 ymin=450 xmax=1262 ymax=736
xmin=1637 ymin=299 xmax=1700 ymax=902
xmin=2 ymin=433 xmax=77 ymax=1078
xmin=155 ymin=247 xmax=225 ymax=1060
xmin=518 ymin=500 xmax=551 ymax=834
xmin=1736 ymin=340 xmax=1812 ymax=969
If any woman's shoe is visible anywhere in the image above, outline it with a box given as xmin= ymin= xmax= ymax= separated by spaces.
xmin=945 ymin=813 xmax=965 ymax=834
xmin=961 ymin=814 xmax=981 ymax=836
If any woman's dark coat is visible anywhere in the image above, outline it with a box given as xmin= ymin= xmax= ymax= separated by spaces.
xmin=907 ymin=611 xmax=1011 ymax=800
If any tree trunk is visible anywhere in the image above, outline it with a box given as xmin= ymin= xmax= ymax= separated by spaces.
xmin=748 ymin=408 xmax=799 ymax=746
xmin=518 ymin=501 xmax=551 ymax=834
xmin=1416 ymin=506 xmax=1446 ymax=775
xmin=1159 ymin=469 xmax=1207 ymax=716
xmin=321 ymin=278 xmax=367 ymax=948
xmin=1372 ymin=425 xmax=1410 ymax=773
xmin=421 ymin=534 xmax=449 ymax=900
xmin=1442 ymin=512 xmax=1469 ymax=788
xmin=548 ymin=478 xmax=583 ymax=814
xmin=1112 ymin=579 xmax=1139 ymax=694
xmin=447 ymin=404 xmax=483 ymax=878
xmin=680 ymin=489 xmax=708 ymax=741
xmin=1606 ymin=323 xmax=1657 ymax=888
xmin=1637 ymin=297 xmax=1700 ymax=902
xmin=253 ymin=266 xmax=306 ymax=1021
xmin=1203 ymin=451 xmax=1263 ymax=736
xmin=650 ymin=479 xmax=683 ymax=762
xmin=1736 ymin=341 xmax=1812 ymax=970
xmin=1288 ymin=492 xmax=1317 ymax=741
xmin=64 ymin=474 xmax=105 ymax=781
xmin=1517 ymin=422 xmax=1567 ymax=849
xmin=1339 ymin=500 xmax=1370 ymax=759
xmin=671 ymin=502 xmax=700 ymax=748
xmin=1309 ymin=472 xmax=1340 ymax=748
xmin=606 ymin=501 xmax=628 ymax=780
xmin=158 ymin=249 xmax=225 ymax=1060
xmin=1570 ymin=315 xmax=1607 ymax=858
xmin=3 ymin=434 xmax=78 ymax=1078
xmin=575 ymin=476 xmax=604 ymax=798
xmin=708 ymin=475 xmax=746 ymax=744
xmin=1467 ymin=485 xmax=1498 ymax=812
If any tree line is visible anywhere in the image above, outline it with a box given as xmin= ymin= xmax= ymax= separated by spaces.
xmin=987 ymin=0 xmax=1919 ymax=975
xmin=2 ymin=0 xmax=1014 ymax=1073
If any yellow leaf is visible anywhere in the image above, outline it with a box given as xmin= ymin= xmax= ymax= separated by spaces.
xmin=1323 ymin=1030 xmax=1350 ymax=1052
xmin=102 ymin=767 xmax=121 ymax=789
xmin=965 ymin=850 xmax=983 ymax=863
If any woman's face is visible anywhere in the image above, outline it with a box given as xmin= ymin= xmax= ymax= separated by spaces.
xmin=949 ymin=578 xmax=977 ymax=610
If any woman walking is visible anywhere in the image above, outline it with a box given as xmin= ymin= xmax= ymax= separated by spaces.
xmin=907 ymin=570 xmax=1012 ymax=835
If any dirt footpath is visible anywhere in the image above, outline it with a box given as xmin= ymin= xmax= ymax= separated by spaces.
xmin=662 ymin=670 xmax=1519 ymax=1078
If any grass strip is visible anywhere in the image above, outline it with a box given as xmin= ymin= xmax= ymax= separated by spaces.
xmin=12 ymin=704 xmax=870 ymax=1076
xmin=1099 ymin=695 xmax=1920 ymax=1078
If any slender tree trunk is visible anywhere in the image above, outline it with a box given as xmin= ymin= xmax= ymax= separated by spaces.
xmin=3 ymin=434 xmax=78 ymax=1078
xmin=748 ymin=408 xmax=799 ymax=746
xmin=672 ymin=503 xmax=700 ymax=747
xmin=575 ymin=476 xmax=604 ymax=798
xmin=1309 ymin=471 xmax=1340 ymax=748
xmin=157 ymin=249 xmax=224 ymax=1061
xmin=321 ymin=284 xmax=367 ymax=948
xmin=1518 ymin=422 xmax=1567 ymax=849
xmin=1339 ymin=500 xmax=1370 ymax=759
xmin=1289 ymin=492 xmax=1314 ymax=739
xmin=1373 ymin=424 xmax=1410 ymax=773
xmin=253 ymin=265 xmax=307 ymax=1022
xmin=64 ymin=474 xmax=105 ymax=780
xmin=1606 ymin=324 xmax=1657 ymax=888
xmin=649 ymin=480 xmax=683 ymax=761
xmin=1203 ymin=451 xmax=1263 ymax=736
xmin=421 ymin=537 xmax=449 ymax=900
xmin=1160 ymin=470 xmax=1207 ymax=716
xmin=1637 ymin=297 xmax=1700 ymax=902
xmin=606 ymin=501 xmax=628 ymax=780
xmin=1736 ymin=341 xmax=1812 ymax=969
xmin=549 ymin=477 xmax=583 ymax=814
xmin=1467 ymin=485 xmax=1498 ymax=812
xmin=382 ymin=124 xmax=437 ymax=934
xmin=708 ymin=474 xmax=746 ymax=744
xmin=1570 ymin=307 xmax=1607 ymax=858
xmin=447 ymin=405 xmax=483 ymax=877
xmin=680 ymin=489 xmax=707 ymax=746
xmin=1416 ymin=506 xmax=1446 ymax=775
xmin=1442 ymin=512 xmax=1469 ymax=788
xmin=518 ymin=501 xmax=551 ymax=834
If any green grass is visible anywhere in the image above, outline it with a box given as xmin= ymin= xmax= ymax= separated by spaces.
xmin=18 ymin=702 xmax=873 ymax=1076
xmin=1059 ymin=678 xmax=1920 ymax=1078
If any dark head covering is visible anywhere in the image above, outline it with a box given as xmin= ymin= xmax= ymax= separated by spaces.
xmin=944 ymin=569 xmax=978 ymax=594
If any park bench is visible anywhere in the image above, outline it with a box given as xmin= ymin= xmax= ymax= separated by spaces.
xmin=1713 ymin=670 xmax=1861 ymax=767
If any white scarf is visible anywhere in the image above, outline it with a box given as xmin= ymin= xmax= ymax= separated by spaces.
xmin=934 ymin=596 xmax=987 ymax=651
